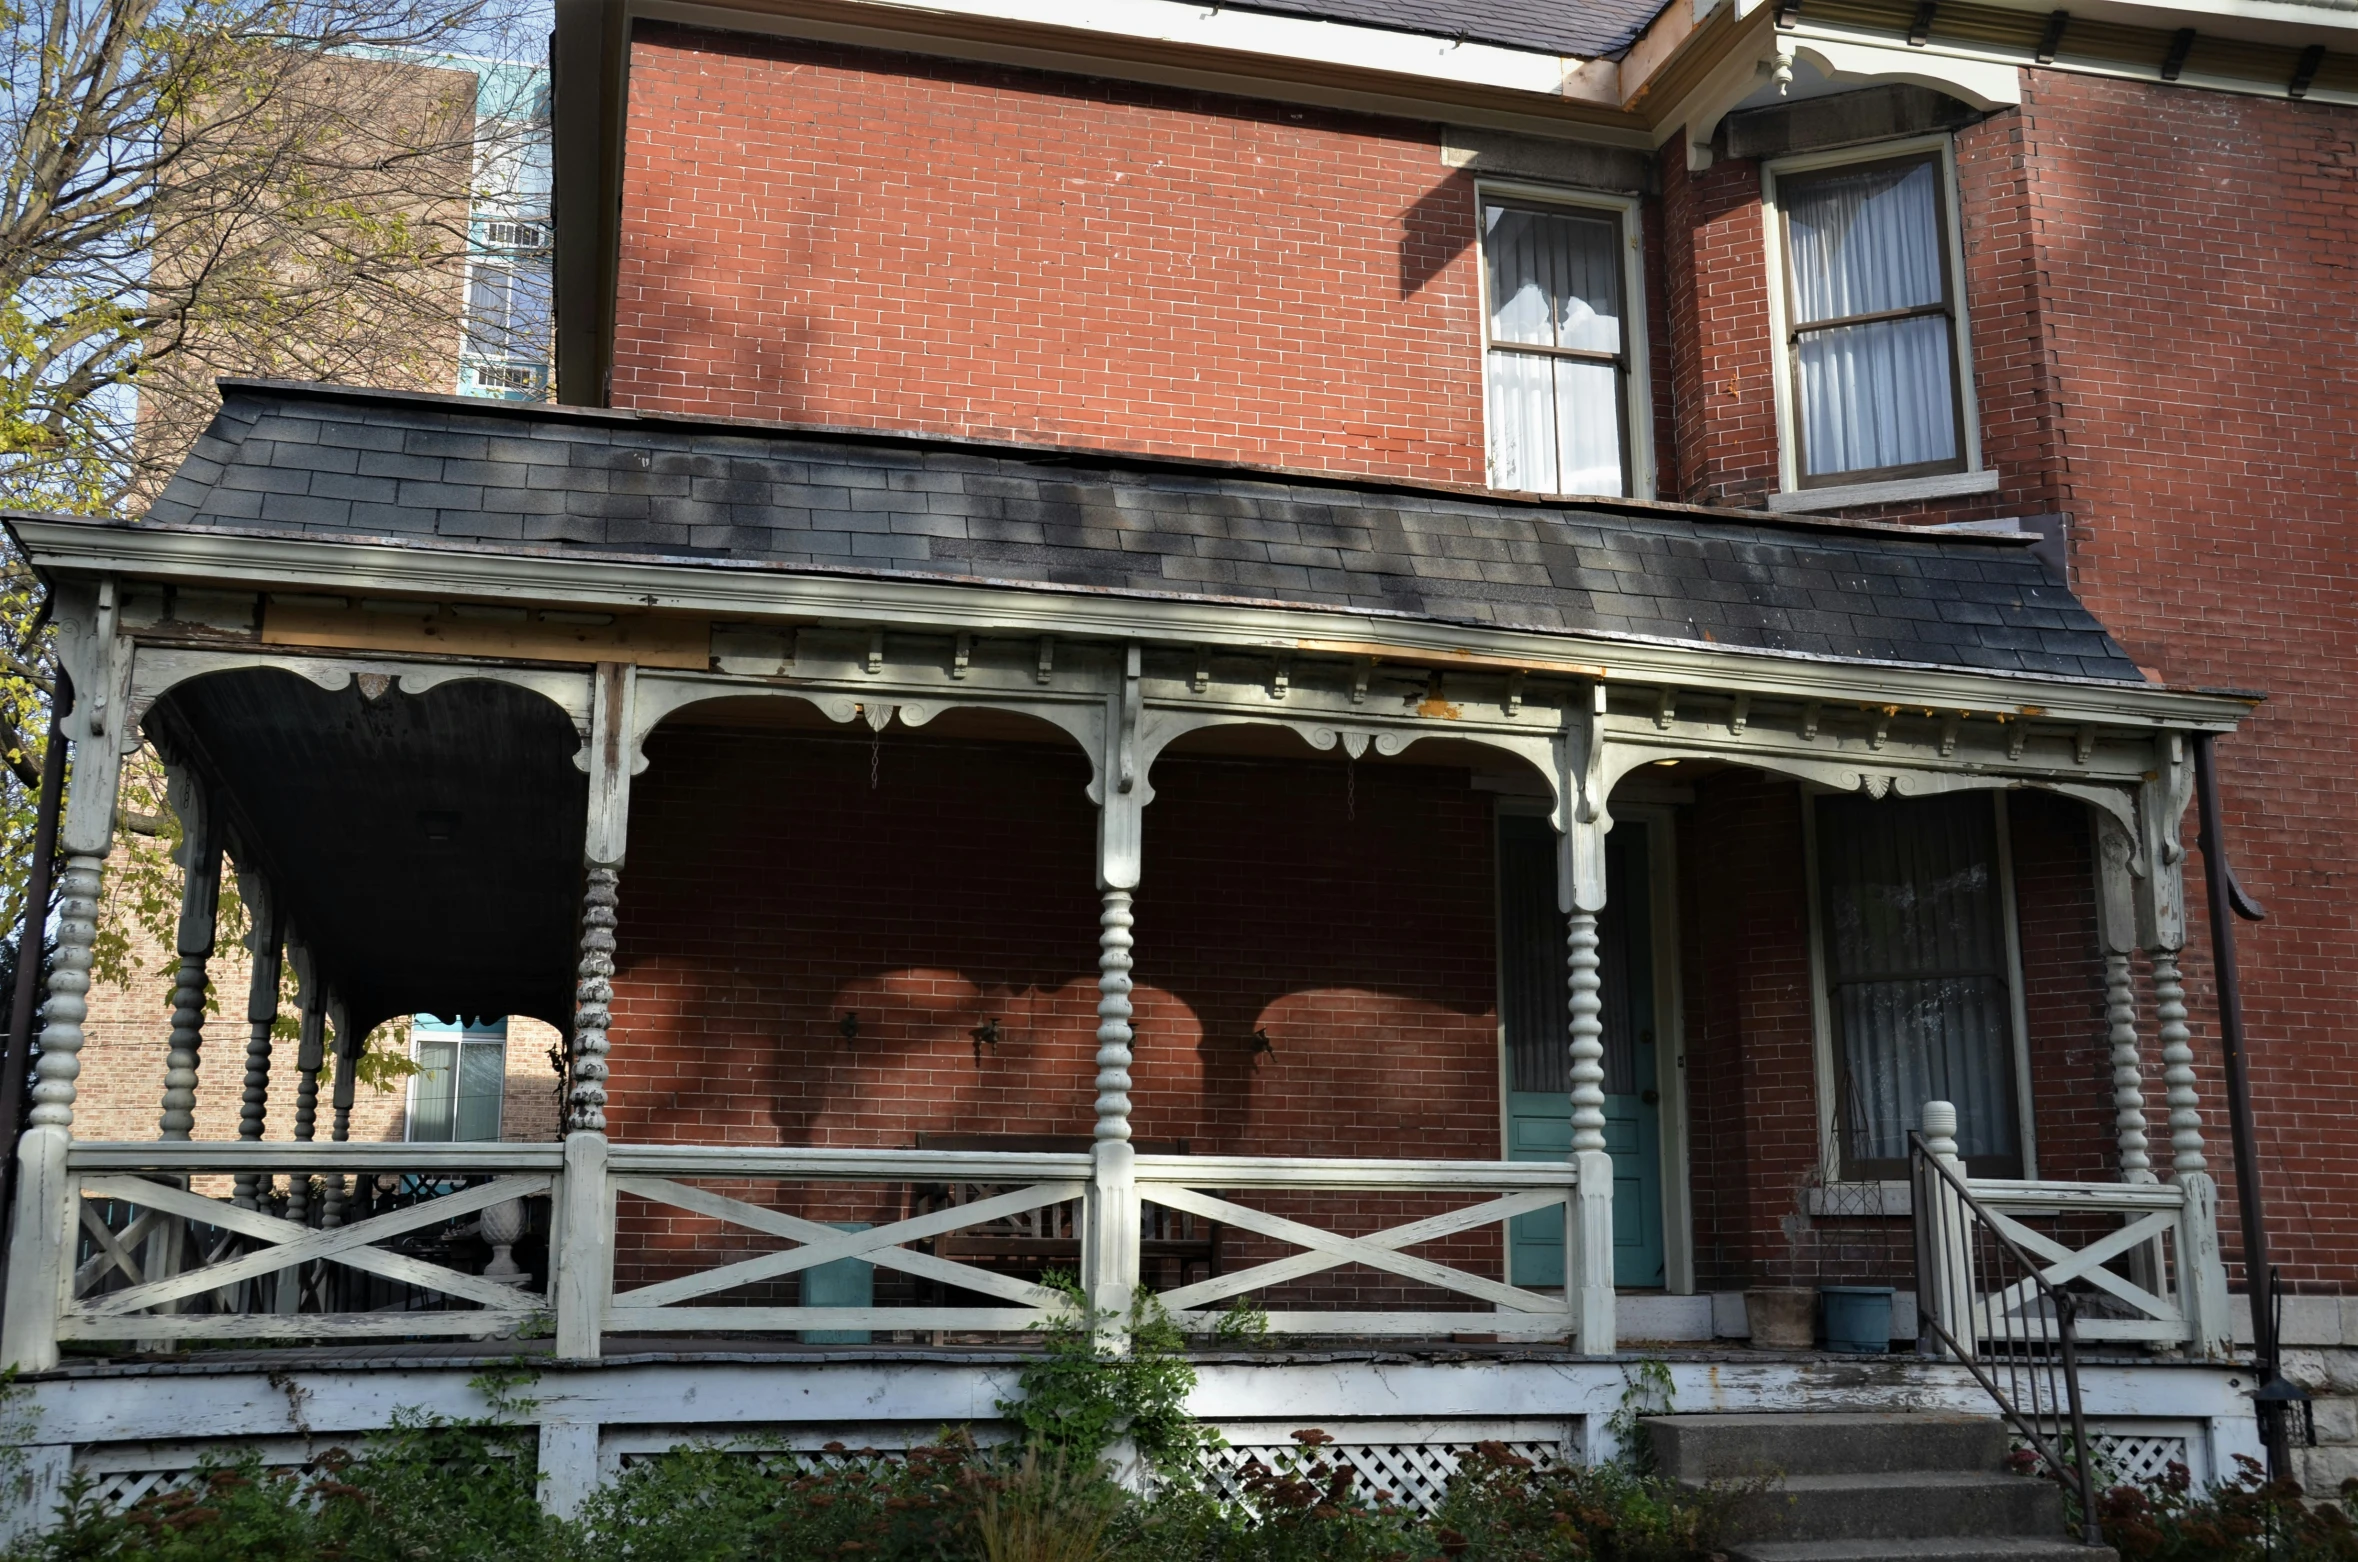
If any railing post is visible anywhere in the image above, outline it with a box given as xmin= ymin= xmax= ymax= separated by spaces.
xmin=2176 ymin=1170 xmax=2232 ymax=1360
xmin=1 ymin=1125 xmax=72 ymax=1373
xmin=1919 ymin=1101 xmax=1977 ymax=1361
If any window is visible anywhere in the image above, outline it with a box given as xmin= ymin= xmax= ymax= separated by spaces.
xmin=408 ymin=1016 xmax=507 ymax=1142
xmin=1479 ymin=191 xmax=1648 ymax=499
xmin=1813 ymin=792 xmax=2026 ymax=1179
xmin=1769 ymin=147 xmax=1972 ymax=491
xmin=464 ymin=262 xmax=552 ymax=364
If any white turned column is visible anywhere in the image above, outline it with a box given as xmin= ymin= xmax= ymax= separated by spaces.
xmin=1557 ymin=692 xmax=1617 ymax=1355
xmin=2153 ymin=950 xmax=2205 ymax=1176
xmin=1567 ymin=912 xmax=1607 ymax=1154
xmin=232 ymin=875 xmax=285 ymax=1210
xmin=156 ymin=779 xmax=223 ymax=1141
xmin=2 ymin=855 xmax=104 ymax=1372
xmin=555 ymin=664 xmax=631 ymax=1361
xmin=2105 ymin=954 xmax=2152 ymax=1182
xmin=1085 ymin=888 xmax=1139 ymax=1335
xmin=567 ymin=868 xmax=619 ymax=1133
xmin=1920 ymin=1100 xmax=1978 ymax=1362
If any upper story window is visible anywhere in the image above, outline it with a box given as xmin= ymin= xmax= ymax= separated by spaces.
xmin=1479 ymin=189 xmax=1651 ymax=500
xmin=1765 ymin=141 xmax=1988 ymax=505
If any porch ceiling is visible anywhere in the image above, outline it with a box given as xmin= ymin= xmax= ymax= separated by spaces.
xmin=152 ymin=668 xmax=586 ymax=1032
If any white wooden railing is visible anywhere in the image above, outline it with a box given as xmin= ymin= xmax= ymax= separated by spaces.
xmin=2 ymin=1136 xmax=2231 ymax=1370
xmin=37 ymin=1142 xmax=558 ymax=1346
xmin=1939 ymin=1175 xmax=2232 ymax=1358
xmin=2 ymin=1140 xmax=1601 ymax=1364
xmin=1135 ymin=1155 xmax=1582 ymax=1340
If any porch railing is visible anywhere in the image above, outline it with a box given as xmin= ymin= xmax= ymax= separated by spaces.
xmin=2 ymin=1139 xmax=1591 ymax=1364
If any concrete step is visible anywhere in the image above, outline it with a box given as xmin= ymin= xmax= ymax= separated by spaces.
xmin=1647 ymin=1412 xmax=2010 ymax=1481
xmin=1743 ymin=1471 xmax=2068 ymax=1543
xmin=1733 ymin=1540 xmax=2116 ymax=1562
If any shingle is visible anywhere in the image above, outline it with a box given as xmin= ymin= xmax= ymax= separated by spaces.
xmin=159 ymin=383 xmax=2149 ymax=685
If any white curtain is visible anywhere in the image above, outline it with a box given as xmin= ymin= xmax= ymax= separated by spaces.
xmin=1783 ymin=160 xmax=1957 ymax=478
xmin=1818 ymin=792 xmax=2018 ymax=1169
xmin=1484 ymin=204 xmax=1626 ymax=496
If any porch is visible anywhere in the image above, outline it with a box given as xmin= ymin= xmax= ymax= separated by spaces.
xmin=0 ymin=382 xmax=2263 ymax=1519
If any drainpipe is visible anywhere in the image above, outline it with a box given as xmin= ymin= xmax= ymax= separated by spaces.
xmin=0 ymin=665 xmax=72 ymax=1259
xmin=2191 ymin=733 xmax=2284 ymax=1471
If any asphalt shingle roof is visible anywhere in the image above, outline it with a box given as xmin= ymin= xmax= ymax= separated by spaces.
xmin=145 ymin=381 xmax=2142 ymax=684
xmin=1211 ymin=0 xmax=1667 ymax=60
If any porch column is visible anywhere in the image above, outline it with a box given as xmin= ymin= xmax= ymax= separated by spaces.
xmin=232 ymin=870 xmax=287 ymax=1210
xmin=157 ymin=767 xmax=224 ymax=1140
xmin=2093 ymin=816 xmax=2152 ymax=1182
xmin=554 ymin=663 xmax=632 ymax=1361
xmin=2136 ymin=761 xmax=2231 ymax=1359
xmin=283 ymin=938 xmax=325 ymax=1226
xmin=319 ymin=998 xmax=355 ymax=1230
xmin=1559 ymin=685 xmax=1615 ymax=1354
xmin=4 ymin=596 xmax=128 ymax=1373
xmin=1084 ymin=645 xmax=1144 ymax=1337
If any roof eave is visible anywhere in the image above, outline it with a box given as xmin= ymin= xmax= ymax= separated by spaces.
xmin=5 ymin=511 xmax=2263 ymax=731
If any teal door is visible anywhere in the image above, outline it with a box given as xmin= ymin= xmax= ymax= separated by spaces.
xmin=1498 ymin=817 xmax=1666 ymax=1289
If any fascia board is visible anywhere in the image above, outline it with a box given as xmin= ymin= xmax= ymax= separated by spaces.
xmin=10 ymin=518 xmax=2259 ymax=731
xmin=631 ymin=0 xmax=1651 ymax=141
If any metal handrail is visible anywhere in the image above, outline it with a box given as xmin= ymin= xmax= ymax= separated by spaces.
xmin=1911 ymin=1131 xmax=2106 ymax=1548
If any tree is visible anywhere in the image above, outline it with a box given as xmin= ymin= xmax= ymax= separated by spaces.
xmin=0 ymin=0 xmax=542 ymax=1057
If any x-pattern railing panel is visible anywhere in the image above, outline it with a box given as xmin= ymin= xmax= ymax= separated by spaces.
xmin=1140 ymin=1179 xmax=1573 ymax=1335
xmin=605 ymin=1176 xmax=1086 ymax=1327
xmin=1972 ymin=1205 xmax=2188 ymax=1344
xmin=61 ymin=1174 xmax=551 ymax=1339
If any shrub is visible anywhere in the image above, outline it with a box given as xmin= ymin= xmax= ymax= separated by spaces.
xmin=2099 ymin=1456 xmax=2358 ymax=1562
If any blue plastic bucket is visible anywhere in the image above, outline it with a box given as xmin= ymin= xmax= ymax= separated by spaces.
xmin=1820 ymin=1286 xmax=1894 ymax=1353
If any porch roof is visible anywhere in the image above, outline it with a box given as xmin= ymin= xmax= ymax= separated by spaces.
xmin=144 ymin=381 xmax=2144 ymax=686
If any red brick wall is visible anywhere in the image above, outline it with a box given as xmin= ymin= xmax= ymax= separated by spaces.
xmin=1680 ymin=769 xmax=1817 ymax=1288
xmin=611 ymin=27 xmax=1489 ymax=485
xmin=606 ymin=725 xmax=1503 ymax=1155
xmin=2008 ymin=71 xmax=2358 ymax=1287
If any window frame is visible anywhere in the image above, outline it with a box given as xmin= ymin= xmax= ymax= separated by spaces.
xmin=405 ymin=1018 xmax=509 ymax=1144
xmin=1474 ymin=180 xmax=1655 ymax=502
xmin=1761 ymin=135 xmax=1982 ymax=498
xmin=1801 ymin=787 xmax=2037 ymax=1186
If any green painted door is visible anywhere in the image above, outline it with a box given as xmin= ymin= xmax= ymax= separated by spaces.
xmin=1498 ymin=817 xmax=1666 ymax=1290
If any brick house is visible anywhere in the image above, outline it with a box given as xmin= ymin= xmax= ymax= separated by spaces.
xmin=4 ymin=0 xmax=2356 ymax=1536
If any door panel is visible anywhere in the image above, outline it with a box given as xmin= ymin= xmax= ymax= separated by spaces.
xmin=1499 ymin=818 xmax=1666 ymax=1289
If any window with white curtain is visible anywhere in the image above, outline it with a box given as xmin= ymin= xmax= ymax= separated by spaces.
xmin=1481 ymin=196 xmax=1634 ymax=498
xmin=408 ymin=1017 xmax=508 ymax=1143
xmin=1774 ymin=150 xmax=1968 ymax=488
xmin=1814 ymin=791 xmax=2025 ymax=1179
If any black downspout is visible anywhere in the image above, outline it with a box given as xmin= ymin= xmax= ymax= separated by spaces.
xmin=0 ymin=666 xmax=73 ymax=1257
xmin=2191 ymin=733 xmax=2280 ymax=1470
